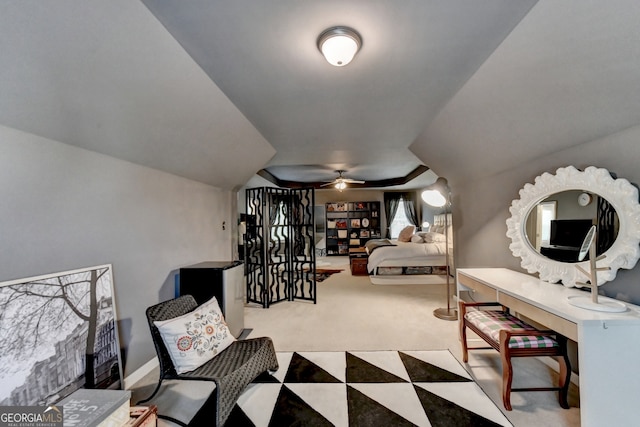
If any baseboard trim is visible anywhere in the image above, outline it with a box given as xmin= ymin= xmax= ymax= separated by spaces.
xmin=124 ymin=357 xmax=159 ymax=390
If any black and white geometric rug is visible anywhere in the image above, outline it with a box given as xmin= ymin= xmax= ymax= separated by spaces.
xmin=223 ymin=350 xmax=512 ymax=426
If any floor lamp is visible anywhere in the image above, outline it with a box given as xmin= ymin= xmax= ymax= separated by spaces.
xmin=422 ymin=177 xmax=457 ymax=321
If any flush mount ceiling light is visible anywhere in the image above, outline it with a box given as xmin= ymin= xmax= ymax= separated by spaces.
xmin=317 ymin=26 xmax=362 ymax=67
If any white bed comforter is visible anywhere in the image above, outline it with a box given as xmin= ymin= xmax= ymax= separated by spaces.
xmin=366 ymin=240 xmax=446 ymax=272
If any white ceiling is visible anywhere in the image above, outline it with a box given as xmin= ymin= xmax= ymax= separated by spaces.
xmin=411 ymin=0 xmax=640 ymax=184
xmin=1 ymin=1 xmax=639 ymax=190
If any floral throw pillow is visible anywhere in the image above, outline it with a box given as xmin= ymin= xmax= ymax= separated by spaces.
xmin=154 ymin=297 xmax=236 ymax=374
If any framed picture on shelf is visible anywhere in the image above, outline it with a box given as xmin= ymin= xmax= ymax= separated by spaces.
xmin=354 ymin=202 xmax=367 ymax=210
xmin=360 ymin=230 xmax=370 ymax=238
xmin=328 ymin=202 xmax=347 ymax=212
xmin=350 ymin=239 xmax=361 ymax=246
xmin=351 ymin=219 xmax=361 ymax=228
xmin=338 ymin=230 xmax=348 ymax=238
xmin=336 ymin=219 xmax=348 ymax=229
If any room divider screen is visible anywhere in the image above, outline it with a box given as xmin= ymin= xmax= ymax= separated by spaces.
xmin=245 ymin=187 xmax=316 ymax=308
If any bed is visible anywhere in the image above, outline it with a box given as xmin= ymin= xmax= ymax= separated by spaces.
xmin=366 ymin=214 xmax=451 ymax=285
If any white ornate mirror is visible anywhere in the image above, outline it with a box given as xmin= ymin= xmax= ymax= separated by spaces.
xmin=506 ymin=166 xmax=640 ymax=287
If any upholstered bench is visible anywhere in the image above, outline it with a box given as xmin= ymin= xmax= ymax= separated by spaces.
xmin=459 ymin=301 xmax=571 ymax=411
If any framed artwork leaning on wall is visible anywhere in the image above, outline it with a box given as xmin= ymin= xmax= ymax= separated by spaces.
xmin=0 ymin=264 xmax=123 ymax=406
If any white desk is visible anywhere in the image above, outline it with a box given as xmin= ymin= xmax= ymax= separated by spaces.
xmin=457 ymin=268 xmax=640 ymax=427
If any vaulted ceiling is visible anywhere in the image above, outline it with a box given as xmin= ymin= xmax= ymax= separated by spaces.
xmin=1 ymin=1 xmax=639 ymax=191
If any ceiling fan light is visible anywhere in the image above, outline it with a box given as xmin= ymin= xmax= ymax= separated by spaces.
xmin=318 ymin=27 xmax=362 ymax=67
xmin=335 ymin=181 xmax=347 ymax=191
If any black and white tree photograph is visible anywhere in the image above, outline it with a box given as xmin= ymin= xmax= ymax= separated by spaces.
xmin=0 ymin=264 xmax=122 ymax=406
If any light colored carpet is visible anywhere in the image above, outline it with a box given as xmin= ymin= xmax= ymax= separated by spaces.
xmin=129 ymin=256 xmax=580 ymax=426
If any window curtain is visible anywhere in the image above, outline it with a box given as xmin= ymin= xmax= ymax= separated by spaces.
xmin=384 ymin=193 xmax=401 ymax=238
xmin=401 ymin=192 xmax=419 ymax=228
xmin=384 ymin=192 xmax=419 ymax=238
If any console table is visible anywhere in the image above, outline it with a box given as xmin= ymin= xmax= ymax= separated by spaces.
xmin=456 ymin=268 xmax=640 ymax=427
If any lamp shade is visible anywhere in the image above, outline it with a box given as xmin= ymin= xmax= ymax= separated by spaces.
xmin=421 ymin=177 xmax=450 ymax=207
xmin=318 ymin=27 xmax=362 ymax=67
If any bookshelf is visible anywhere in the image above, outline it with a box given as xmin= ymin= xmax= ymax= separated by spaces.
xmin=325 ymin=201 xmax=381 ymax=255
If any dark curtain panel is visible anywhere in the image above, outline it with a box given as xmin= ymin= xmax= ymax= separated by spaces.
xmin=402 ymin=192 xmax=419 ymax=227
xmin=384 ymin=193 xmax=402 ymax=238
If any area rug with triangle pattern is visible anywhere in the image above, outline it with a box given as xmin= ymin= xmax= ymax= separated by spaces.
xmin=217 ymin=350 xmax=512 ymax=427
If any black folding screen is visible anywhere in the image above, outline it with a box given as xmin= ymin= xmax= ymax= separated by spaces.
xmin=245 ymin=187 xmax=316 ymax=308
xmin=597 ymin=196 xmax=617 ymax=255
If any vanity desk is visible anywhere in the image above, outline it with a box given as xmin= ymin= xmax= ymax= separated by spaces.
xmin=457 ymin=268 xmax=640 ymax=427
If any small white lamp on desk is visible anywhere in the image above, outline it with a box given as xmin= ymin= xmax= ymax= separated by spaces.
xmin=568 ymin=225 xmax=628 ymax=313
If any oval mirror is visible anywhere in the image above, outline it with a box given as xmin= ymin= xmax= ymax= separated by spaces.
xmin=523 ymin=190 xmax=619 ymax=263
xmin=506 ymin=166 xmax=640 ymax=287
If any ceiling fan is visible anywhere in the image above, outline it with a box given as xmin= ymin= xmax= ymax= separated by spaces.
xmin=320 ymin=170 xmax=365 ymax=191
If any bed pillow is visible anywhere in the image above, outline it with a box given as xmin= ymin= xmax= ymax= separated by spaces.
xmin=398 ymin=225 xmax=416 ymax=242
xmin=410 ymin=234 xmax=424 ymax=243
xmin=154 ymin=296 xmax=236 ymax=374
xmin=419 ymin=231 xmax=447 ymax=243
xmin=429 ymin=225 xmax=444 ymax=233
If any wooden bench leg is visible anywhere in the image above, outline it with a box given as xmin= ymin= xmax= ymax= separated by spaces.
xmin=459 ymin=301 xmax=469 ymax=363
xmin=499 ymin=330 xmax=514 ymax=411
xmin=557 ymin=335 xmax=571 ymax=409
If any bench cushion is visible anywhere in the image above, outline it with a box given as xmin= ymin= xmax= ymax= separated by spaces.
xmin=465 ymin=310 xmax=558 ymax=349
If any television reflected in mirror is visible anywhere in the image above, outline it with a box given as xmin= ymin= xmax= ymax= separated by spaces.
xmin=540 ymin=219 xmax=594 ymax=262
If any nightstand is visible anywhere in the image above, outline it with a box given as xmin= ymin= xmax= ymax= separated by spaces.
xmin=349 ymin=247 xmax=369 ymax=276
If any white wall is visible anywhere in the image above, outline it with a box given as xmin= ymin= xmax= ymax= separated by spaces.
xmin=0 ymin=125 xmax=235 ymax=376
xmin=453 ymin=125 xmax=640 ymax=305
